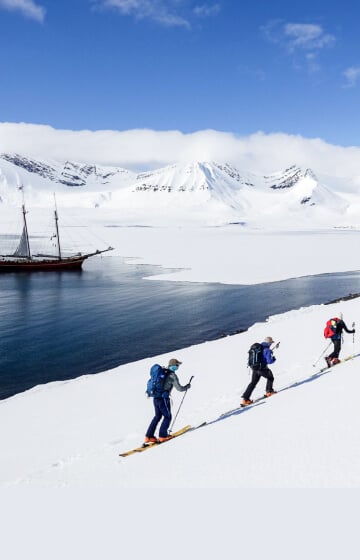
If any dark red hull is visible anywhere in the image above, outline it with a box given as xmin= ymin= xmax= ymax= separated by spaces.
xmin=0 ymin=256 xmax=87 ymax=272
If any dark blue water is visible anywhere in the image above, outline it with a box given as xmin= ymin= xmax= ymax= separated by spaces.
xmin=0 ymin=255 xmax=359 ymax=400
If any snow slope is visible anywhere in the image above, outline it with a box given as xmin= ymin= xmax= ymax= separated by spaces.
xmin=1 ymin=295 xmax=359 ymax=488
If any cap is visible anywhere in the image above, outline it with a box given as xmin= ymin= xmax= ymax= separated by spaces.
xmin=265 ymin=336 xmax=274 ymax=344
xmin=168 ymin=358 xmax=182 ymax=367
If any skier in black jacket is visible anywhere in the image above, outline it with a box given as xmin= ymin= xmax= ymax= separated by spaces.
xmin=241 ymin=336 xmax=277 ymax=406
xmin=325 ymin=318 xmax=355 ymax=367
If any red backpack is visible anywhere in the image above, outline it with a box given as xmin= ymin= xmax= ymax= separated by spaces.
xmin=324 ymin=317 xmax=340 ymax=338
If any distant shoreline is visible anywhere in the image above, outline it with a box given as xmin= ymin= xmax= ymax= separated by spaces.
xmin=325 ymin=292 xmax=360 ymax=305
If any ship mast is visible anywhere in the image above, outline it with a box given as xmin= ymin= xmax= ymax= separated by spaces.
xmin=19 ymin=186 xmax=31 ymax=258
xmin=53 ymin=193 xmax=62 ymax=260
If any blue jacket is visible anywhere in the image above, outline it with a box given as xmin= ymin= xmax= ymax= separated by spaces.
xmin=261 ymin=342 xmax=276 ymax=366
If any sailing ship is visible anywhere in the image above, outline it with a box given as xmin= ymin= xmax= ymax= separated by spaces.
xmin=0 ymin=190 xmax=113 ymax=272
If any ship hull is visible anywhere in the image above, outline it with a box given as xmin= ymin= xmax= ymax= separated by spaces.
xmin=0 ymin=256 xmax=87 ymax=272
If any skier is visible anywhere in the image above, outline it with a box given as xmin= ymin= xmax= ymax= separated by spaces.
xmin=325 ymin=318 xmax=355 ymax=367
xmin=144 ymin=358 xmax=191 ymax=444
xmin=241 ymin=336 xmax=277 ymax=406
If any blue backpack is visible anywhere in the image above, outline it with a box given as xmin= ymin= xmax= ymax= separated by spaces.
xmin=146 ymin=364 xmax=169 ymax=398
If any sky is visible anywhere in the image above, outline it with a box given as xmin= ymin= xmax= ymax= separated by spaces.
xmin=1 ymin=0 xmax=360 ymax=147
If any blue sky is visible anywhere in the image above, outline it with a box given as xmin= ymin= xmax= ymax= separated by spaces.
xmin=0 ymin=0 xmax=360 ymax=146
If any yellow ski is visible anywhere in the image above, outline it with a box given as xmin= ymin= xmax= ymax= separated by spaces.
xmin=119 ymin=425 xmax=192 ymax=458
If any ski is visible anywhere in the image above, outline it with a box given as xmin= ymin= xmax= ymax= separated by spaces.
xmin=318 ymin=352 xmax=358 ymax=374
xmin=219 ymin=395 xmax=270 ymax=417
xmin=119 ymin=425 xmax=192 ymax=457
xmin=188 ymin=421 xmax=207 ymax=431
xmin=239 ymin=394 xmax=275 ymax=408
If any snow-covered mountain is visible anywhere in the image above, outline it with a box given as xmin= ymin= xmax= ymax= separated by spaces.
xmin=260 ymin=164 xmax=349 ymax=215
xmin=0 ymin=153 xmax=135 ymax=198
xmin=0 ymin=153 xmax=136 ymax=187
xmin=133 ymin=161 xmax=255 ymax=193
xmin=0 ymin=153 xmax=352 ymax=225
xmin=123 ymin=161 xmax=255 ymax=217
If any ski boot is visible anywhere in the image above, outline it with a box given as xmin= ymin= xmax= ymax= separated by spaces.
xmin=144 ymin=436 xmax=159 ymax=444
xmin=264 ymin=390 xmax=277 ymax=398
xmin=241 ymin=398 xmax=253 ymax=407
xmin=325 ymin=356 xmax=332 ymax=368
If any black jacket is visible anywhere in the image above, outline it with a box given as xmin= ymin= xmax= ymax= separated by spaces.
xmin=332 ymin=319 xmax=354 ymax=340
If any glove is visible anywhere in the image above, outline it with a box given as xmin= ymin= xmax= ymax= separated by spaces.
xmin=272 ymin=356 xmax=276 ymax=362
xmin=185 ymin=383 xmax=191 ymax=390
xmin=351 ymin=329 xmax=355 ymax=334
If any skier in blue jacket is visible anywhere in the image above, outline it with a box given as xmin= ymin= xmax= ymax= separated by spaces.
xmin=241 ymin=336 xmax=277 ymax=406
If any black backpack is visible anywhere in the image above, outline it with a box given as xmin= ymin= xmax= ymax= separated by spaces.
xmin=248 ymin=343 xmax=264 ymax=369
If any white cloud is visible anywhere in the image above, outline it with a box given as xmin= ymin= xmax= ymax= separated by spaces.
xmin=96 ymin=0 xmax=190 ymax=28
xmin=343 ymin=66 xmax=360 ymax=88
xmin=0 ymin=0 xmax=45 ymax=22
xmin=284 ymin=23 xmax=335 ymax=51
xmin=262 ymin=20 xmax=335 ymax=53
xmin=193 ymin=3 xmax=221 ymax=17
xmin=261 ymin=21 xmax=335 ymax=74
xmin=1 ymin=123 xmax=360 ymax=192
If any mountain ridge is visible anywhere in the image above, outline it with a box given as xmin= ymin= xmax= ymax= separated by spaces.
xmin=0 ymin=153 xmax=353 ymax=225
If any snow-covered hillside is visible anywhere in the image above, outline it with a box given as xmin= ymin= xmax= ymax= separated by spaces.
xmin=0 ymin=154 xmax=353 ymax=226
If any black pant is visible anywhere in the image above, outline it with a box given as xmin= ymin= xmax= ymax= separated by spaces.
xmin=243 ymin=367 xmax=274 ymax=400
xmin=329 ymin=339 xmax=341 ymax=360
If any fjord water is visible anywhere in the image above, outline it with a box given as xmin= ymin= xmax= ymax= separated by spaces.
xmin=0 ymin=256 xmax=359 ymax=400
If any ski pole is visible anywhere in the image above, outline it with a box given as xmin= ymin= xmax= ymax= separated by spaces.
xmin=270 ymin=341 xmax=280 ymax=360
xmin=169 ymin=376 xmax=194 ymax=433
xmin=312 ymin=342 xmax=332 ymax=367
